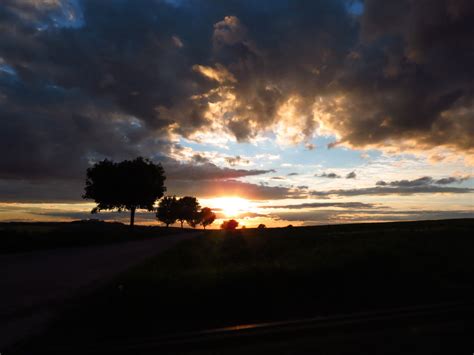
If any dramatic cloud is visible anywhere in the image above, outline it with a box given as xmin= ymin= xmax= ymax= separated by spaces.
xmin=317 ymin=0 xmax=474 ymax=154
xmin=0 ymin=0 xmax=356 ymax=186
xmin=1 ymin=0 xmax=473 ymax=205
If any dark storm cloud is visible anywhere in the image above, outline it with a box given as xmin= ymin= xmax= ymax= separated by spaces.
xmin=0 ymin=0 xmax=358 ymax=183
xmin=328 ymin=0 xmax=474 ymax=152
xmin=0 ymin=0 xmax=204 ymax=187
xmin=1 ymin=0 xmax=473 ymax=204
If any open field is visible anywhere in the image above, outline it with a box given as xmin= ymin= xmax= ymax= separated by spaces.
xmin=10 ymin=218 xmax=474 ymax=354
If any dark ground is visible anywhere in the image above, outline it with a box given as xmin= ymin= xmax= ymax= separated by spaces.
xmin=0 ymin=220 xmax=194 ymax=254
xmin=0 ymin=223 xmax=198 ymax=350
xmin=5 ymin=218 xmax=474 ymax=354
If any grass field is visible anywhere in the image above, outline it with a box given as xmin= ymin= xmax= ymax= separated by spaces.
xmin=18 ymin=218 xmax=474 ymax=352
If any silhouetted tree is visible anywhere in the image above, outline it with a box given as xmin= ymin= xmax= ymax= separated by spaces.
xmin=221 ymin=219 xmax=239 ymax=230
xmin=257 ymin=224 xmax=266 ymax=229
xmin=83 ymin=157 xmax=166 ymax=226
xmin=188 ymin=211 xmax=203 ymax=229
xmin=177 ymin=196 xmax=200 ymax=228
xmin=156 ymin=196 xmax=178 ymax=227
xmin=199 ymin=207 xmax=216 ymax=229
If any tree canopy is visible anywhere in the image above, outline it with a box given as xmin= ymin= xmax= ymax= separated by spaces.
xmin=200 ymin=207 xmax=216 ymax=229
xmin=156 ymin=195 xmax=178 ymax=227
xmin=176 ymin=196 xmax=200 ymax=228
xmin=156 ymin=197 xmax=216 ymax=229
xmin=83 ymin=157 xmax=166 ymax=226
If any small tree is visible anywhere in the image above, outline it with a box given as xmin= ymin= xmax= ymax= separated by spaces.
xmin=188 ymin=211 xmax=203 ymax=229
xmin=221 ymin=219 xmax=239 ymax=230
xmin=257 ymin=224 xmax=266 ymax=229
xmin=200 ymin=207 xmax=216 ymax=229
xmin=83 ymin=157 xmax=166 ymax=226
xmin=177 ymin=196 xmax=200 ymax=228
xmin=156 ymin=196 xmax=178 ymax=227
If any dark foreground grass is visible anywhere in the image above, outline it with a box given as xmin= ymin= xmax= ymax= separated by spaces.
xmin=0 ymin=220 xmax=195 ymax=254
xmin=17 ymin=219 xmax=474 ymax=352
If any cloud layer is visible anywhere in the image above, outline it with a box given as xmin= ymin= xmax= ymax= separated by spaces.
xmin=1 ymin=0 xmax=473 ymax=202
xmin=311 ymin=175 xmax=473 ymax=197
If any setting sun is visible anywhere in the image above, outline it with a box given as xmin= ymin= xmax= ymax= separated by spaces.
xmin=207 ymin=197 xmax=251 ymax=217
xmin=1 ymin=1 xmax=474 ymax=352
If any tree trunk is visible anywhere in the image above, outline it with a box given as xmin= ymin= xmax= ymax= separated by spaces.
xmin=130 ymin=206 xmax=136 ymax=227
xmin=180 ymin=220 xmax=184 ymax=228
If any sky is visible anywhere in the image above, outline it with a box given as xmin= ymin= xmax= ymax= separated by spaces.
xmin=0 ymin=0 xmax=473 ymax=227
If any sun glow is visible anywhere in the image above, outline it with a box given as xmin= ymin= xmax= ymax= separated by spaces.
xmin=207 ymin=197 xmax=251 ymax=217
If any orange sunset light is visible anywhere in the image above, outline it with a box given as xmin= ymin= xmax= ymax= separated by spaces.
xmin=205 ymin=197 xmax=252 ymax=217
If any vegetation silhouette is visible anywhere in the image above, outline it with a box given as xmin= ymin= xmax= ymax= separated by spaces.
xmin=156 ymin=196 xmax=179 ymax=227
xmin=176 ymin=196 xmax=200 ymax=228
xmin=221 ymin=219 xmax=239 ymax=230
xmin=157 ymin=196 xmax=216 ymax=229
xmin=258 ymin=223 xmax=266 ymax=229
xmin=83 ymin=157 xmax=166 ymax=226
xmin=199 ymin=207 xmax=216 ymax=229
xmin=83 ymin=157 xmax=218 ymax=228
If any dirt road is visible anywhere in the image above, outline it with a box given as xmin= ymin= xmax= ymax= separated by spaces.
xmin=0 ymin=233 xmax=196 ymax=348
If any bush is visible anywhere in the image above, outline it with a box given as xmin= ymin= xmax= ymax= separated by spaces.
xmin=221 ymin=219 xmax=239 ymax=230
